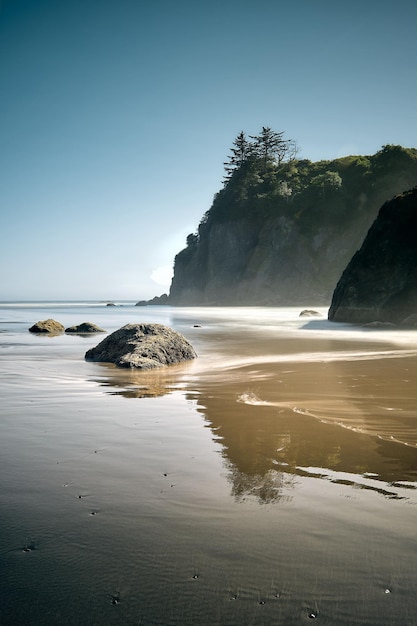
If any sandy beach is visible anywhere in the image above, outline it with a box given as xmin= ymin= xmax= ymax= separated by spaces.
xmin=1 ymin=303 xmax=417 ymax=625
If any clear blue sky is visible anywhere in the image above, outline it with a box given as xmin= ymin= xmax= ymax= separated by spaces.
xmin=1 ymin=0 xmax=416 ymax=301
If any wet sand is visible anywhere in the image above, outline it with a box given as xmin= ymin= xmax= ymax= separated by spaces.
xmin=1 ymin=304 xmax=417 ymax=624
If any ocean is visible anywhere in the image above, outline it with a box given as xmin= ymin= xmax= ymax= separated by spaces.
xmin=1 ymin=302 xmax=417 ymax=625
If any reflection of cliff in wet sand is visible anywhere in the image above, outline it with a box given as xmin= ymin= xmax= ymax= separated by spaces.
xmin=186 ymin=364 xmax=417 ymax=503
xmin=93 ymin=324 xmax=417 ymax=502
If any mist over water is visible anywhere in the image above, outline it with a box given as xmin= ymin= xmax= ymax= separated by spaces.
xmin=1 ymin=303 xmax=417 ymax=625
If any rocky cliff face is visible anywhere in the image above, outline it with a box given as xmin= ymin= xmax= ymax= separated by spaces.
xmin=328 ymin=187 xmax=417 ymax=324
xmin=169 ymin=213 xmax=375 ymax=306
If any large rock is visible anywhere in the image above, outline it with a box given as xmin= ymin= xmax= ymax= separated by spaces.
xmin=65 ymin=322 xmax=106 ymax=334
xmin=29 ymin=319 xmax=65 ymax=334
xmin=328 ymin=187 xmax=417 ymax=324
xmin=85 ymin=323 xmax=197 ymax=369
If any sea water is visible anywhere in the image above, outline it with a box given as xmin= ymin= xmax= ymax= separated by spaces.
xmin=1 ymin=302 xmax=417 ymax=625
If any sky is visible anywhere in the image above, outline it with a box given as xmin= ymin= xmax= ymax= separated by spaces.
xmin=1 ymin=0 xmax=417 ymax=301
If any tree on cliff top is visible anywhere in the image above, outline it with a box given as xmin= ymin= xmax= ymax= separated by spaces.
xmin=250 ymin=126 xmax=297 ymax=167
xmin=223 ymin=127 xmax=297 ymax=184
xmin=223 ymin=131 xmax=253 ymax=183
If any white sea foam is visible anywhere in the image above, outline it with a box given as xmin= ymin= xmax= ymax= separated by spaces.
xmin=236 ymin=391 xmax=274 ymax=406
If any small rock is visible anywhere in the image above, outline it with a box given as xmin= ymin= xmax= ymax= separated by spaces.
xmin=65 ymin=322 xmax=106 ymax=334
xmin=29 ymin=319 xmax=65 ymax=334
xmin=299 ymin=309 xmax=321 ymax=317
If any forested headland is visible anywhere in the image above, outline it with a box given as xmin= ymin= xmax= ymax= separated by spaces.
xmin=165 ymin=129 xmax=417 ymax=306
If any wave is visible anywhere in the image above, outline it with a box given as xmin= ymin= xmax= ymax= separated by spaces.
xmin=236 ymin=392 xmax=417 ymax=449
xmin=214 ymin=348 xmax=417 ymax=373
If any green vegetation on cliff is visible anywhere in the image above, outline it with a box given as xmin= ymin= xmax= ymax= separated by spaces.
xmin=205 ymin=136 xmax=417 ymax=228
xmin=170 ymin=131 xmax=417 ymax=306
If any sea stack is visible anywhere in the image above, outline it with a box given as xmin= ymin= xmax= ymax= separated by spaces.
xmin=328 ymin=187 xmax=417 ymax=324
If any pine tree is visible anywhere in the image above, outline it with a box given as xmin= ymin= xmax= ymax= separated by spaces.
xmin=223 ymin=131 xmax=252 ymax=183
xmin=250 ymin=126 xmax=296 ymax=167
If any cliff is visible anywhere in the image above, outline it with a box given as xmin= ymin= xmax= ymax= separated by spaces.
xmin=328 ymin=187 xmax=417 ymax=324
xmin=169 ymin=144 xmax=417 ymax=306
xmin=170 ymin=215 xmax=369 ymax=305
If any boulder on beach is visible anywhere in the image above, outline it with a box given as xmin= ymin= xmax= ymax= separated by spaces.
xmin=65 ymin=322 xmax=106 ymax=334
xmin=85 ymin=323 xmax=197 ymax=369
xmin=29 ymin=319 xmax=65 ymax=334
